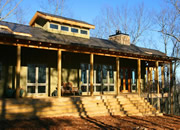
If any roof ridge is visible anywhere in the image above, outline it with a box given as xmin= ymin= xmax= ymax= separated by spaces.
xmin=36 ymin=11 xmax=94 ymax=26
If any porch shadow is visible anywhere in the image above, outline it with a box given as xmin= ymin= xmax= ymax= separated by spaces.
xmin=0 ymin=98 xmax=53 ymax=120
xmin=69 ymin=96 xmax=119 ymax=129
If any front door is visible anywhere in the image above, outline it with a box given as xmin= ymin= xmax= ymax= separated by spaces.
xmin=27 ymin=64 xmax=47 ymax=96
xmin=120 ymin=67 xmax=131 ymax=92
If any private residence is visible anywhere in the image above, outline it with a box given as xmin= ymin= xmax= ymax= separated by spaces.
xmin=0 ymin=11 xmax=175 ymax=119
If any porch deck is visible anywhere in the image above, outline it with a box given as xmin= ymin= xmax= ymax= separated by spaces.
xmin=0 ymin=93 xmax=162 ymax=120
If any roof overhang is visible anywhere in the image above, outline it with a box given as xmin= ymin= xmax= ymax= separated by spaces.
xmin=29 ymin=11 xmax=95 ymax=29
xmin=0 ymin=33 xmax=174 ymax=63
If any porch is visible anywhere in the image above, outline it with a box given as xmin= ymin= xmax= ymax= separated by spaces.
xmin=0 ymin=44 xmax=173 ymax=99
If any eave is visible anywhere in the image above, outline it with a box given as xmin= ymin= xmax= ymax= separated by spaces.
xmin=29 ymin=12 xmax=95 ymax=29
xmin=0 ymin=34 xmax=174 ymax=63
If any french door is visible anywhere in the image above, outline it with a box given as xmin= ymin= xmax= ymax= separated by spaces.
xmin=80 ymin=63 xmax=115 ymax=95
xmin=27 ymin=64 xmax=47 ymax=96
xmin=120 ymin=68 xmax=136 ymax=92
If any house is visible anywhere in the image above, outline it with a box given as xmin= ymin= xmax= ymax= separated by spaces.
xmin=0 ymin=11 xmax=174 ymax=98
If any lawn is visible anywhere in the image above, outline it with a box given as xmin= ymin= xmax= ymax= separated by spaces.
xmin=0 ymin=114 xmax=179 ymax=130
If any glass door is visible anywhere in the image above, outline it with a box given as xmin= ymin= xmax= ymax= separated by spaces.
xmin=80 ymin=63 xmax=115 ymax=95
xmin=27 ymin=64 xmax=47 ymax=96
xmin=120 ymin=67 xmax=132 ymax=92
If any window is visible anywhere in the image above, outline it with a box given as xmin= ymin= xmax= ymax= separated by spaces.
xmin=61 ymin=26 xmax=69 ymax=31
xmin=71 ymin=28 xmax=78 ymax=33
xmin=27 ymin=64 xmax=47 ymax=94
xmin=50 ymin=23 xmax=58 ymax=29
xmin=80 ymin=30 xmax=88 ymax=35
xmin=0 ymin=64 xmax=1 ymax=80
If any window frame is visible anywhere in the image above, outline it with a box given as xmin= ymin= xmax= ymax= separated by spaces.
xmin=80 ymin=30 xmax=88 ymax=35
xmin=71 ymin=27 xmax=79 ymax=33
xmin=27 ymin=64 xmax=47 ymax=95
xmin=61 ymin=25 xmax=69 ymax=31
xmin=49 ymin=23 xmax=59 ymax=30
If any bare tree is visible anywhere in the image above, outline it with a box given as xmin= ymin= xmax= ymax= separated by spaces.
xmin=155 ymin=0 xmax=180 ymax=115
xmin=0 ymin=0 xmax=23 ymax=21
xmin=92 ymin=3 xmax=153 ymax=45
xmin=159 ymin=0 xmax=180 ymax=43
xmin=40 ymin=0 xmax=72 ymax=17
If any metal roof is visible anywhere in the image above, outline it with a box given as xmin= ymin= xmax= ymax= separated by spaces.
xmin=0 ymin=21 xmax=168 ymax=59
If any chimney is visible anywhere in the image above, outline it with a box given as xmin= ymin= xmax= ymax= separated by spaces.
xmin=109 ymin=30 xmax=130 ymax=45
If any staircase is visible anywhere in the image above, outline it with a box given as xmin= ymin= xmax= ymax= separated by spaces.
xmin=125 ymin=94 xmax=162 ymax=116
xmin=0 ymin=94 xmax=162 ymax=120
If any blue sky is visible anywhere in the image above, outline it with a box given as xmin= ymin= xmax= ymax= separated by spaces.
xmin=20 ymin=0 xmax=164 ymax=25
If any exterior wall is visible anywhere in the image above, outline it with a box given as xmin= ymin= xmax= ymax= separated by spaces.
xmin=50 ymin=68 xmax=58 ymax=96
xmin=20 ymin=66 xmax=27 ymax=91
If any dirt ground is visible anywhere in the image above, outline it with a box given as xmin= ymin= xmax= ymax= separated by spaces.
xmin=0 ymin=114 xmax=180 ymax=130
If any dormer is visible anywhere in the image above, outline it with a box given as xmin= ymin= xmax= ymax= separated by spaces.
xmin=29 ymin=11 xmax=95 ymax=39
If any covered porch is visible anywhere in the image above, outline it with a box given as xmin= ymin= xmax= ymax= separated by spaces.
xmin=0 ymin=42 xmax=173 ymax=98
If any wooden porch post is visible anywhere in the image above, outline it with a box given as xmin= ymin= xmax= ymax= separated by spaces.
xmin=155 ymin=61 xmax=160 ymax=94
xmin=16 ymin=45 xmax=21 ymax=98
xmin=137 ymin=59 xmax=141 ymax=96
xmin=57 ymin=49 xmax=62 ymax=98
xmin=155 ymin=61 xmax=160 ymax=110
xmin=116 ymin=57 xmax=120 ymax=95
xmin=161 ymin=65 xmax=165 ymax=89
xmin=90 ymin=53 xmax=94 ymax=96
xmin=170 ymin=62 xmax=173 ymax=114
xmin=147 ymin=67 xmax=150 ymax=91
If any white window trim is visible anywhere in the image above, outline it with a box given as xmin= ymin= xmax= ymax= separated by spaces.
xmin=26 ymin=65 xmax=47 ymax=96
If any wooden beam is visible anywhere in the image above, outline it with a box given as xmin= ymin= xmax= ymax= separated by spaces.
xmin=155 ymin=61 xmax=159 ymax=94
xmin=57 ymin=49 xmax=62 ymax=98
xmin=161 ymin=65 xmax=165 ymax=89
xmin=155 ymin=61 xmax=160 ymax=110
xmin=150 ymin=67 xmax=153 ymax=92
xmin=0 ymin=41 xmax=172 ymax=63
xmin=90 ymin=53 xmax=94 ymax=96
xmin=148 ymin=67 xmax=151 ymax=93
xmin=16 ymin=45 xmax=21 ymax=98
xmin=137 ymin=59 xmax=141 ymax=95
xmin=116 ymin=57 xmax=120 ymax=95
xmin=170 ymin=62 xmax=173 ymax=114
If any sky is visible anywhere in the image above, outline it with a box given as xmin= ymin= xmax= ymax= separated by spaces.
xmin=20 ymin=0 xmax=164 ymax=25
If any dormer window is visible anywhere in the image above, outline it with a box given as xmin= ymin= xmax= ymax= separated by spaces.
xmin=71 ymin=28 xmax=78 ymax=33
xmin=61 ymin=26 xmax=69 ymax=31
xmin=81 ymin=30 xmax=88 ymax=35
xmin=50 ymin=23 xmax=58 ymax=29
xmin=30 ymin=11 xmax=95 ymax=39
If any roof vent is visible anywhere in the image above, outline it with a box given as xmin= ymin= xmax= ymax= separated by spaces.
xmin=109 ymin=30 xmax=130 ymax=46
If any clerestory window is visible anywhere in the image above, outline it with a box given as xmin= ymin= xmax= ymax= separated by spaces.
xmin=50 ymin=23 xmax=58 ymax=29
